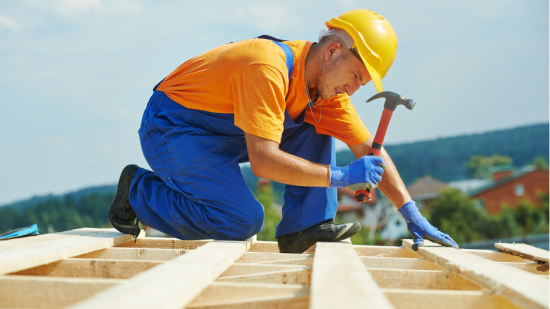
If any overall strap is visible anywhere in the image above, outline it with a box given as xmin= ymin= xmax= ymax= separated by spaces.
xmin=256 ymin=35 xmax=294 ymax=82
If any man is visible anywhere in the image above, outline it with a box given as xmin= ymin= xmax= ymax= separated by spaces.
xmin=109 ymin=9 xmax=458 ymax=253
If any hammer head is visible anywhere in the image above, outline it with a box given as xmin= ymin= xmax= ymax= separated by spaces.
xmin=366 ymin=91 xmax=416 ymax=111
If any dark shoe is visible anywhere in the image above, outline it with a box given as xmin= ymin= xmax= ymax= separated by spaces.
xmin=276 ymin=221 xmax=361 ymax=253
xmin=109 ymin=164 xmax=141 ymax=239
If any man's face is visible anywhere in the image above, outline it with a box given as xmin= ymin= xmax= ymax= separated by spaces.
xmin=316 ymin=42 xmax=371 ymax=100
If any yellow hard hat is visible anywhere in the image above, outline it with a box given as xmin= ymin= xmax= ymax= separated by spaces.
xmin=326 ymin=9 xmax=398 ymax=92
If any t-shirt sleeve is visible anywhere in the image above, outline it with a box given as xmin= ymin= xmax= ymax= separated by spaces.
xmin=229 ymin=64 xmax=287 ymax=143
xmin=305 ymin=94 xmax=371 ymax=146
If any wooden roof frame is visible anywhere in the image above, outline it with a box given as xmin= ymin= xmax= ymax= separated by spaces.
xmin=0 ymin=228 xmax=548 ymax=309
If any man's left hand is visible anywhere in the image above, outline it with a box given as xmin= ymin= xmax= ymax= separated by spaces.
xmin=399 ymin=201 xmax=459 ymax=251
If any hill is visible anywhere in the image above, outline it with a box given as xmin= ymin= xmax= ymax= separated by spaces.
xmin=335 ymin=123 xmax=549 ymax=185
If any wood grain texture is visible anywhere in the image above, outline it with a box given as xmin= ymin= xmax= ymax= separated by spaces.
xmin=220 ymin=263 xmax=308 ymax=277
xmin=354 ymin=245 xmax=420 ymax=258
xmin=402 ymin=239 xmax=549 ymax=309
xmin=0 ymin=275 xmax=122 ymax=309
xmin=11 ymin=258 xmax=162 ymax=279
xmin=495 ymin=243 xmax=549 ymax=266
xmin=368 ymin=268 xmax=481 ymax=290
xmin=190 ymin=282 xmax=309 ymax=305
xmin=217 ymin=268 xmax=311 ymax=285
xmin=310 ymin=241 xmax=394 ymax=309
xmin=236 ymin=252 xmax=314 ymax=264
xmin=0 ymin=228 xmax=140 ymax=275
xmin=360 ymin=256 xmax=442 ymax=270
xmin=115 ymin=238 xmax=211 ymax=250
xmin=383 ymin=289 xmax=522 ymax=309
xmin=74 ymin=247 xmax=186 ymax=261
xmin=187 ymin=293 xmax=309 ymax=309
xmin=66 ymin=238 xmax=254 ymax=309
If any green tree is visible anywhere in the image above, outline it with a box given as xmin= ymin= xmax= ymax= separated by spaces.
xmin=533 ymin=157 xmax=549 ymax=170
xmin=430 ymin=188 xmax=486 ymax=243
xmin=481 ymin=206 xmax=521 ymax=239
xmin=464 ymin=154 xmax=513 ymax=179
xmin=514 ymin=200 xmax=546 ymax=236
xmin=256 ymin=183 xmax=279 ymax=241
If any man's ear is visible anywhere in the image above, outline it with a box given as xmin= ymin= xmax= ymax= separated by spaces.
xmin=325 ymin=42 xmax=342 ymax=61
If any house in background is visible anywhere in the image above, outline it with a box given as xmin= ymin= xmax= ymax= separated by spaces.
xmin=407 ymin=176 xmax=448 ymax=209
xmin=469 ymin=166 xmax=549 ymax=214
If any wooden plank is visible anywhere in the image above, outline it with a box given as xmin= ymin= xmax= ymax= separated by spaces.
xmin=496 ymin=243 xmax=549 ymax=271
xmin=462 ymin=249 xmax=532 ymax=262
xmin=0 ymin=275 xmax=122 ymax=309
xmin=190 ymin=282 xmax=309 ymax=305
xmin=310 ymin=241 xmax=394 ymax=309
xmin=383 ymin=289 xmax=522 ymax=309
xmin=217 ymin=268 xmax=311 ymax=285
xmin=248 ymin=241 xmax=315 ymax=254
xmin=368 ymin=268 xmax=481 ymax=290
xmin=187 ymin=293 xmax=309 ymax=309
xmin=74 ymin=247 xmax=186 ymax=261
xmin=67 ymin=238 xmax=254 ymax=309
xmin=249 ymin=258 xmax=314 ymax=266
xmin=220 ymin=263 xmax=308 ymax=277
xmin=354 ymin=245 xmax=420 ymax=258
xmin=0 ymin=228 xmax=140 ymax=275
xmin=10 ymin=258 xmax=162 ymax=279
xmin=115 ymin=238 xmax=211 ymax=250
xmin=236 ymin=252 xmax=314 ymax=264
xmin=402 ymin=239 xmax=549 ymax=309
xmin=360 ymin=256 xmax=442 ymax=270
xmin=500 ymin=262 xmax=549 ymax=275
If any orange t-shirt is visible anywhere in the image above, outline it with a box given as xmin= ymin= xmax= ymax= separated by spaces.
xmin=157 ymin=38 xmax=370 ymax=145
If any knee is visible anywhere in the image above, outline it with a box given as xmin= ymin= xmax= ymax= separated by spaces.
xmin=221 ymin=202 xmax=264 ymax=240
xmin=237 ymin=204 xmax=265 ymax=239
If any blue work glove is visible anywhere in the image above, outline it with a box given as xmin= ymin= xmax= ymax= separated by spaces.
xmin=329 ymin=156 xmax=385 ymax=188
xmin=399 ymin=201 xmax=459 ymax=251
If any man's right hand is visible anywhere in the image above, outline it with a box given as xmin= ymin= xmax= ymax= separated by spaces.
xmin=329 ymin=156 xmax=386 ymax=188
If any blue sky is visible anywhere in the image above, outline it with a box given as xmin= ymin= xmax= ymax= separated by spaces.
xmin=0 ymin=0 xmax=548 ymax=205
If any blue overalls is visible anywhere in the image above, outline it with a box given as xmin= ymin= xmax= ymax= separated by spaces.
xmin=129 ymin=36 xmax=338 ymax=240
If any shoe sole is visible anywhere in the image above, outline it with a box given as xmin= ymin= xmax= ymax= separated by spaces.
xmin=109 ymin=164 xmax=139 ymax=234
xmin=278 ymin=222 xmax=362 ymax=253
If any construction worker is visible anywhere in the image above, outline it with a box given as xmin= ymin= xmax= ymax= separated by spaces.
xmin=109 ymin=9 xmax=459 ymax=253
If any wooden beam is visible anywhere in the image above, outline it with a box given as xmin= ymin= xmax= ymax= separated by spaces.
xmin=11 ymin=258 xmax=162 ymax=279
xmin=495 ymin=243 xmax=549 ymax=271
xmin=462 ymin=249 xmax=531 ymax=262
xmin=221 ymin=263 xmax=308 ymax=277
xmin=218 ymin=268 xmax=311 ymax=285
xmin=115 ymin=238 xmax=211 ymax=250
xmin=236 ymin=252 xmax=314 ymax=264
xmin=500 ymin=262 xmax=549 ymax=275
xmin=382 ymin=289 xmax=522 ymax=309
xmin=368 ymin=268 xmax=481 ymax=290
xmin=74 ymin=247 xmax=186 ymax=261
xmin=360 ymin=256 xmax=442 ymax=270
xmin=0 ymin=228 xmax=140 ymax=275
xmin=250 ymin=258 xmax=314 ymax=266
xmin=248 ymin=241 xmax=315 ymax=254
xmin=402 ymin=239 xmax=549 ymax=309
xmin=187 ymin=293 xmax=309 ymax=309
xmin=0 ymin=275 xmax=122 ymax=309
xmin=190 ymin=282 xmax=309 ymax=305
xmin=66 ymin=238 xmax=255 ymax=309
xmin=354 ymin=245 xmax=420 ymax=258
xmin=310 ymin=241 xmax=394 ymax=309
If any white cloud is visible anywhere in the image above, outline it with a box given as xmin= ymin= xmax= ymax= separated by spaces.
xmin=0 ymin=15 xmax=21 ymax=32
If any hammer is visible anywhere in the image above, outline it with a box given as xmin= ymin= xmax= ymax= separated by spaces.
xmin=354 ymin=91 xmax=416 ymax=203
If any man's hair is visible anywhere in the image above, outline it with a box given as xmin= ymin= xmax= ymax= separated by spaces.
xmin=318 ymin=34 xmax=363 ymax=64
